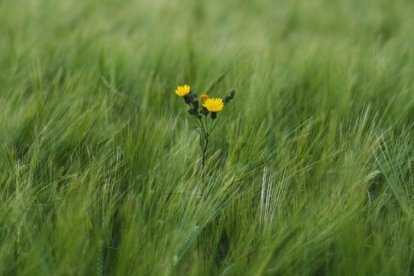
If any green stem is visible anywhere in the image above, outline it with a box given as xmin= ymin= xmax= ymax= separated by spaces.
xmin=197 ymin=117 xmax=208 ymax=172
xmin=209 ymin=112 xmax=222 ymax=135
xmin=201 ymin=132 xmax=209 ymax=172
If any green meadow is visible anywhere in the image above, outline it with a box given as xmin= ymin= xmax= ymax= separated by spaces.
xmin=1 ymin=0 xmax=413 ymax=275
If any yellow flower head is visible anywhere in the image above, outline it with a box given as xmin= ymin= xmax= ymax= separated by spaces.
xmin=202 ymin=97 xmax=224 ymax=112
xmin=175 ymin=84 xmax=190 ymax=97
xmin=200 ymin=94 xmax=209 ymax=102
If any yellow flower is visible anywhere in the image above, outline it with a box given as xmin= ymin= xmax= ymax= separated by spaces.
xmin=202 ymin=98 xmax=224 ymax=112
xmin=200 ymin=94 xmax=209 ymax=102
xmin=175 ymin=84 xmax=190 ymax=97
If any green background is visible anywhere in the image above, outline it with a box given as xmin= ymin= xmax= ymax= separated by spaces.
xmin=1 ymin=0 xmax=413 ymax=275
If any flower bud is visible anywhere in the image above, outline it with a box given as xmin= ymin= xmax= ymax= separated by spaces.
xmin=224 ymin=90 xmax=236 ymax=104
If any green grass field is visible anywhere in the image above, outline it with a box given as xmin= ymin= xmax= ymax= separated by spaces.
xmin=1 ymin=0 xmax=414 ymax=275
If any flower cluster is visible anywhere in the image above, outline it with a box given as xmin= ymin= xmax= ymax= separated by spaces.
xmin=175 ymin=84 xmax=235 ymax=120
xmin=175 ymin=84 xmax=236 ymax=172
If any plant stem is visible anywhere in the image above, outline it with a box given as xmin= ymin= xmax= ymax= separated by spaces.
xmin=201 ymin=132 xmax=209 ymax=172
xmin=197 ymin=117 xmax=209 ymax=174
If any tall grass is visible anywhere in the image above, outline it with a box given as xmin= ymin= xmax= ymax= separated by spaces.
xmin=1 ymin=0 xmax=413 ymax=274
